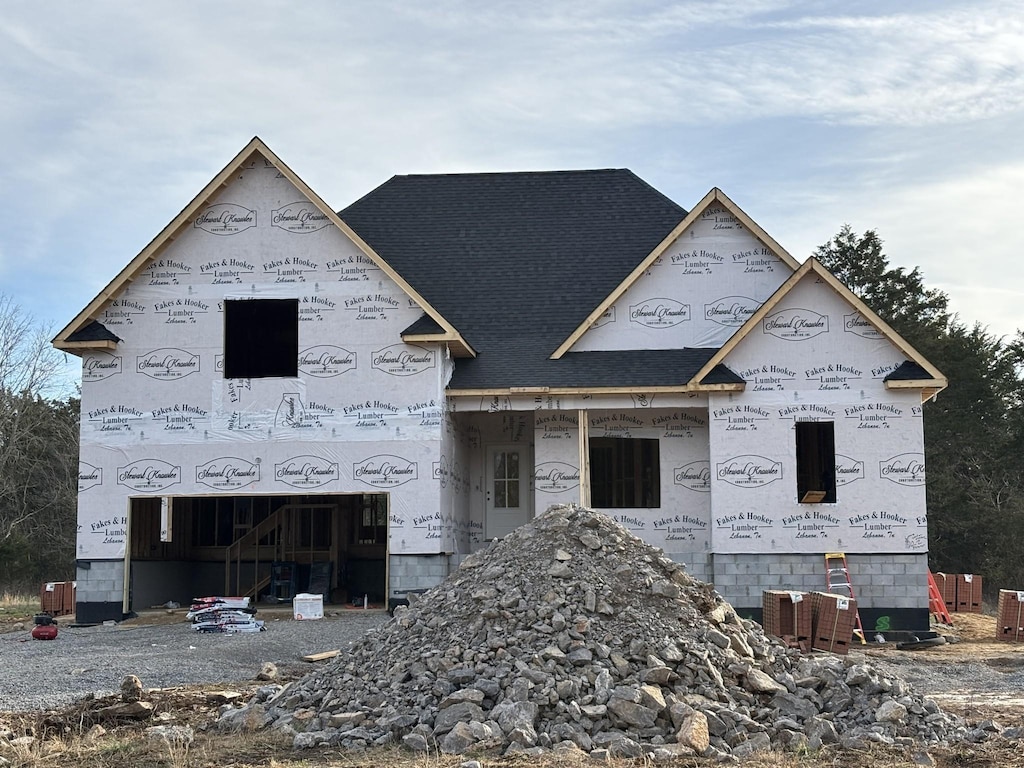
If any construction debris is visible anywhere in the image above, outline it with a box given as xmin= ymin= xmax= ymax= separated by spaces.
xmin=217 ymin=505 xmax=969 ymax=757
xmin=187 ymin=597 xmax=264 ymax=633
xmin=301 ymin=650 xmax=341 ymax=663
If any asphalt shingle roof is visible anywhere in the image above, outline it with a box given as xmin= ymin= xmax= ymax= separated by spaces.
xmin=341 ymin=169 xmax=735 ymax=390
xmin=884 ymin=361 xmax=931 ymax=381
xmin=66 ymin=320 xmax=121 ymax=343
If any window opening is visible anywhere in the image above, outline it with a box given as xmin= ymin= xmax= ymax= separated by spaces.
xmin=589 ymin=437 xmax=660 ymax=508
xmin=796 ymin=421 xmax=836 ymax=503
xmin=223 ymin=298 xmax=298 ymax=378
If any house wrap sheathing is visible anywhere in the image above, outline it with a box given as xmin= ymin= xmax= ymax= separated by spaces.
xmin=54 ymin=138 xmax=945 ymax=628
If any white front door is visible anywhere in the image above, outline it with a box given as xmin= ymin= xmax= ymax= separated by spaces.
xmin=485 ymin=444 xmax=530 ymax=539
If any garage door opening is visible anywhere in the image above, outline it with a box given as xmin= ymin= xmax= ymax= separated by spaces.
xmin=127 ymin=493 xmax=388 ymax=612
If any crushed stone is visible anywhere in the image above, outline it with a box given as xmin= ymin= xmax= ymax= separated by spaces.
xmin=222 ymin=504 xmax=976 ymax=758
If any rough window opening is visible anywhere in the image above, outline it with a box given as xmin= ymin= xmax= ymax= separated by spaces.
xmin=223 ymin=298 xmax=298 ymax=378
xmin=589 ymin=437 xmax=660 ymax=508
xmin=796 ymin=421 xmax=836 ymax=503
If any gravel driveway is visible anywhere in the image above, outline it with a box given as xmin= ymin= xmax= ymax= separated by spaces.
xmin=0 ymin=611 xmax=389 ymax=711
xmin=5 ymin=609 xmax=1024 ymax=717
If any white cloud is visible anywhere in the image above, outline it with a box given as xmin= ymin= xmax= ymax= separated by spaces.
xmin=765 ymin=156 xmax=1024 ymax=339
xmin=1 ymin=0 xmax=1023 ymax=347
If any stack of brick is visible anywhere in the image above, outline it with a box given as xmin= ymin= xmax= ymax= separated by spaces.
xmin=761 ymin=590 xmax=812 ymax=652
xmin=933 ymin=572 xmax=957 ymax=614
xmin=996 ymin=589 xmax=1024 ymax=642
xmin=39 ymin=581 xmax=76 ymax=617
xmin=955 ymin=574 xmax=983 ymax=613
xmin=935 ymin=572 xmax=983 ymax=613
xmin=809 ymin=591 xmax=859 ymax=655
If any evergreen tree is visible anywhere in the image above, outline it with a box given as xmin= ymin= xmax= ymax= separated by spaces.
xmin=814 ymin=225 xmax=950 ymax=353
xmin=815 ymin=228 xmax=1024 ymax=593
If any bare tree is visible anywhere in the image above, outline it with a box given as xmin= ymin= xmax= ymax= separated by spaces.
xmin=0 ymin=295 xmax=79 ymax=586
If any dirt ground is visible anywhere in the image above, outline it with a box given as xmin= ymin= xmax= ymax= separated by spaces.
xmin=865 ymin=613 xmax=1024 ymax=720
xmin=2 ymin=609 xmax=1023 ymax=767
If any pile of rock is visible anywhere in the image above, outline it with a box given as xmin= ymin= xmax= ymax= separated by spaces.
xmin=219 ymin=504 xmax=967 ymax=758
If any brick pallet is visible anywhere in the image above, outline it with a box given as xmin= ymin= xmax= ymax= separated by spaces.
xmin=933 ymin=572 xmax=957 ymax=613
xmin=996 ymin=589 xmax=1024 ymax=642
xmin=762 ymin=590 xmax=812 ymax=652
xmin=935 ymin=572 xmax=983 ymax=613
xmin=809 ymin=591 xmax=858 ymax=655
xmin=955 ymin=574 xmax=983 ymax=613
xmin=39 ymin=581 xmax=76 ymax=617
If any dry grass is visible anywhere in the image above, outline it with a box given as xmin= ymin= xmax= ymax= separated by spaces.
xmin=0 ymin=590 xmax=37 ymax=627
xmin=4 ymin=693 xmax=1024 ymax=768
xmin=6 ymin=731 xmax=1024 ymax=768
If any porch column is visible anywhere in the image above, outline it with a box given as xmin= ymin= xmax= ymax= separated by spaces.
xmin=159 ymin=496 xmax=173 ymax=542
xmin=578 ymin=409 xmax=590 ymax=507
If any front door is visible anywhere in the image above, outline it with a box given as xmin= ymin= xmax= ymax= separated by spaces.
xmin=485 ymin=444 xmax=530 ymax=539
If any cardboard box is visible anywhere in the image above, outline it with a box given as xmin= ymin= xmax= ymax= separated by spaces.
xmin=293 ymin=593 xmax=324 ymax=621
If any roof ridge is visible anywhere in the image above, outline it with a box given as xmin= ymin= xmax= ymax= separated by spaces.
xmin=388 ymin=168 xmax=630 ymax=180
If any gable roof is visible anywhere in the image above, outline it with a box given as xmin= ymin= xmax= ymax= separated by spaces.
xmin=551 ymin=187 xmax=802 ymax=359
xmin=341 ymin=169 xmax=711 ymax=392
xmin=52 ymin=138 xmax=473 ymax=356
xmin=689 ymin=257 xmax=948 ymax=400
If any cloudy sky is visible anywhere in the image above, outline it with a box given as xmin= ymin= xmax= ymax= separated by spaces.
xmin=2 ymin=0 xmax=1022 ymax=379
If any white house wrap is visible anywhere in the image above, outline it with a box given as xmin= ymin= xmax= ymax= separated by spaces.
xmin=56 ymin=139 xmax=945 ymax=629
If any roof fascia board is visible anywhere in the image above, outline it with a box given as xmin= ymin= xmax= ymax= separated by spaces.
xmin=807 ymin=264 xmax=946 ymax=389
xmin=52 ymin=137 xmax=475 ymax=358
xmin=716 ymin=188 xmax=800 ymax=272
xmin=550 ymin=188 xmax=801 ymax=359
xmin=689 ymin=258 xmax=948 ymax=393
xmin=261 ymin=144 xmax=476 ymax=358
xmin=401 ymin=332 xmax=475 ymax=357
xmin=447 ymin=383 xmax=744 ymax=397
xmin=52 ymin=339 xmax=118 ymax=352
xmin=52 ymin=138 xmax=266 ymax=348
xmin=326 ymin=239 xmax=473 ymax=360
xmin=885 ymin=380 xmax=944 ymax=390
xmin=688 ymin=258 xmax=815 ymax=388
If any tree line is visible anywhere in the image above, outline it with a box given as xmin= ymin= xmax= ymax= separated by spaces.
xmin=816 ymin=227 xmax=1024 ymax=594
xmin=0 ymin=295 xmax=79 ymax=590
xmin=1 ymin=228 xmax=1023 ymax=595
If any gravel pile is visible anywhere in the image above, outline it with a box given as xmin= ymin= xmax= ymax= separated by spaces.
xmin=0 ymin=611 xmax=387 ymax=711
xmin=221 ymin=504 xmax=974 ymax=759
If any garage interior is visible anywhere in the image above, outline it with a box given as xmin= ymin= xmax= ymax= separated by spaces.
xmin=127 ymin=493 xmax=388 ymax=611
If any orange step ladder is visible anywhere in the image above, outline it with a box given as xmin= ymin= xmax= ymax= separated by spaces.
xmin=824 ymin=552 xmax=866 ymax=644
xmin=927 ymin=570 xmax=954 ymax=625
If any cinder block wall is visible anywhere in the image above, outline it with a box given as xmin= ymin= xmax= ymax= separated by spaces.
xmin=666 ymin=551 xmax=711 ymax=584
xmin=389 ymin=554 xmax=453 ymax=597
xmin=75 ymin=560 xmax=125 ymax=622
xmin=76 ymin=560 xmax=124 ymax=605
xmin=710 ymin=553 xmax=929 ymax=612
